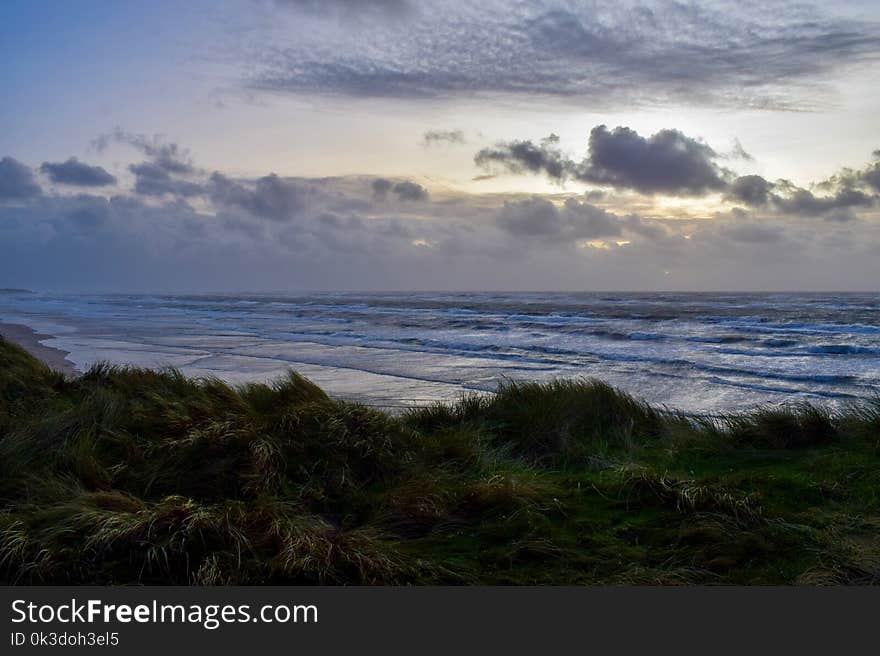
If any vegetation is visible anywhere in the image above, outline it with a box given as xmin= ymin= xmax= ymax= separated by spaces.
xmin=1 ymin=336 xmax=878 ymax=585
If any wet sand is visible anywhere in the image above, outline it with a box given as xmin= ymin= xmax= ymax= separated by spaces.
xmin=0 ymin=322 xmax=78 ymax=376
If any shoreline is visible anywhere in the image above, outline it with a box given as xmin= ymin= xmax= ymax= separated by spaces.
xmin=0 ymin=321 xmax=78 ymax=376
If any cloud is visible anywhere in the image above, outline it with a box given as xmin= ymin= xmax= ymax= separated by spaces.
xmin=371 ymin=177 xmax=428 ymax=201
xmin=274 ymin=0 xmax=412 ymax=20
xmin=40 ymin=158 xmax=117 ymax=187
xmin=720 ymin=222 xmax=785 ymax=244
xmin=772 ymin=184 xmax=873 ymax=219
xmin=577 ymin=126 xmax=729 ymax=195
xmin=831 ymin=151 xmax=880 ymax=194
xmin=475 ymin=134 xmax=571 ymax=182
xmin=729 ymin=139 xmax=754 ymax=162
xmin=371 ymin=178 xmax=393 ymax=200
xmin=248 ymin=0 xmax=880 ymax=109
xmin=95 ymin=129 xmax=194 ymax=174
xmin=423 ymin=129 xmax=465 ymax=147
xmin=391 ymin=180 xmax=428 ymax=201
xmin=209 ymin=172 xmax=306 ymax=220
xmin=496 ymin=197 xmax=561 ymax=237
xmin=59 ymin=194 xmax=113 ymax=231
xmin=727 ymin=175 xmax=775 ymax=206
xmin=496 ymin=197 xmax=623 ymax=242
xmin=129 ymin=162 xmax=203 ymax=197
xmin=863 ymin=152 xmax=880 ymax=193
xmin=621 ymin=214 xmax=669 ymax=241
xmin=477 ymin=126 xmax=729 ymax=196
xmin=0 ymin=157 xmax=42 ymax=200
xmin=726 ymin=170 xmax=878 ymax=220
xmin=94 ymin=129 xmax=203 ymax=198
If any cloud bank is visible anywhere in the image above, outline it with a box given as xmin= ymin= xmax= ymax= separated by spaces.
xmin=248 ymin=0 xmax=880 ymax=109
xmin=1 ymin=129 xmax=878 ymax=291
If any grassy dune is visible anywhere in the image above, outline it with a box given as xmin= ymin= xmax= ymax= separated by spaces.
xmin=1 ymin=336 xmax=879 ymax=585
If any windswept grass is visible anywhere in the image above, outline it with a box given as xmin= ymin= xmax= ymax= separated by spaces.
xmin=1 ymin=336 xmax=879 ymax=585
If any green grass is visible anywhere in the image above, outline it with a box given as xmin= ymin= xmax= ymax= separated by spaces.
xmin=1 ymin=336 xmax=879 ymax=585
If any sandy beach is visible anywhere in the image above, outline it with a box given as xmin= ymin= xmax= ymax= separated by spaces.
xmin=0 ymin=321 xmax=78 ymax=376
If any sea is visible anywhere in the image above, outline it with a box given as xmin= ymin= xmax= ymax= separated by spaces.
xmin=1 ymin=290 xmax=878 ymax=413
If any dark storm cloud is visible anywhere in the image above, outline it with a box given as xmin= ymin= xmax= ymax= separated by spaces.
xmin=209 ymin=172 xmax=306 ymax=220
xmin=577 ymin=126 xmax=729 ymax=195
xmin=0 ymin=157 xmax=42 ymax=200
xmin=477 ymin=126 xmax=729 ymax=196
xmin=249 ymin=1 xmax=880 ymax=109
xmin=129 ymin=162 xmax=203 ymax=197
xmin=423 ymin=129 xmax=465 ymax=147
xmin=40 ymin=158 xmax=117 ymax=187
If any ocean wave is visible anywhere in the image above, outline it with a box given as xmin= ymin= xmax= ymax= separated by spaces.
xmin=3 ymin=291 xmax=878 ymax=413
xmin=806 ymin=344 xmax=880 ymax=356
xmin=627 ymin=332 xmax=666 ymax=341
xmin=760 ymin=338 xmax=799 ymax=348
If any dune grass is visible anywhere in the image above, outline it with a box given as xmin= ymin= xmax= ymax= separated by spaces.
xmin=0 ymin=336 xmax=878 ymax=585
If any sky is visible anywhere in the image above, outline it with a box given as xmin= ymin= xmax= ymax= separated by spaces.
xmin=1 ymin=0 xmax=879 ymax=292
